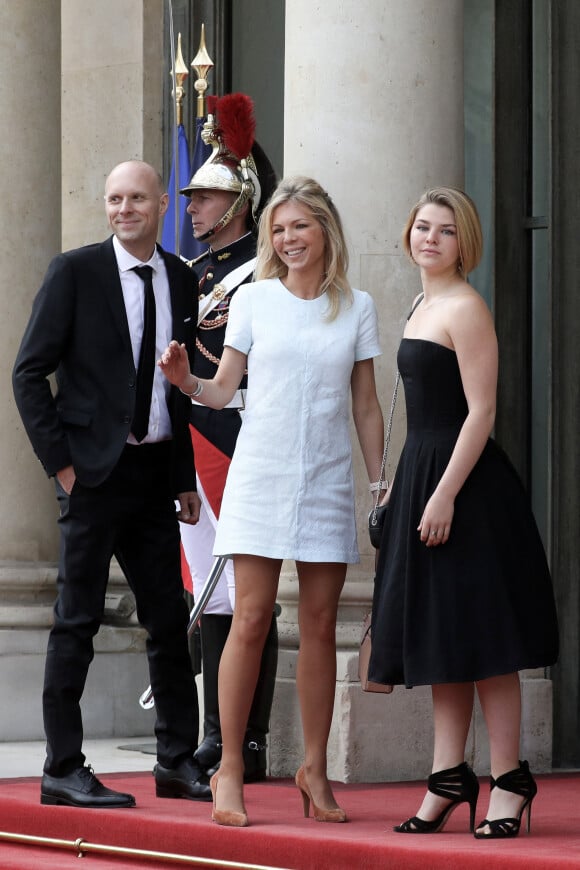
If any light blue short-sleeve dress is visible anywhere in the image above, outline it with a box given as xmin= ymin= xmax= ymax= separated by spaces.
xmin=213 ymin=278 xmax=381 ymax=563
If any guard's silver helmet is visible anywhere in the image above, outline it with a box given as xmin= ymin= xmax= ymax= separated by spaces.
xmin=180 ymin=93 xmax=261 ymax=241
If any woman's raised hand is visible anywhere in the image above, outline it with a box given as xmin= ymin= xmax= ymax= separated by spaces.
xmin=158 ymin=340 xmax=191 ymax=390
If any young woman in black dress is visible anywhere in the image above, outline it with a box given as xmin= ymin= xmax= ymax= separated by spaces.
xmin=369 ymin=188 xmax=558 ymax=839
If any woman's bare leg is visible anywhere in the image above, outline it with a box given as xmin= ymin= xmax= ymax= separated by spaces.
xmin=215 ymin=555 xmax=280 ymax=815
xmin=475 ymin=672 xmax=522 ymax=832
xmin=414 ymin=682 xmax=474 ymax=821
xmin=295 ymin=561 xmax=346 ymax=810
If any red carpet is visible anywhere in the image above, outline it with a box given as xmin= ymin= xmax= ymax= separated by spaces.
xmin=0 ymin=771 xmax=579 ymax=869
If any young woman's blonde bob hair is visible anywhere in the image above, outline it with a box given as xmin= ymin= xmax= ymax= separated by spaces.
xmin=402 ymin=187 xmax=483 ymax=278
xmin=255 ymin=176 xmax=352 ymax=320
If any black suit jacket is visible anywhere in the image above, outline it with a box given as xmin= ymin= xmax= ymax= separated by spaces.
xmin=13 ymin=236 xmax=199 ymax=493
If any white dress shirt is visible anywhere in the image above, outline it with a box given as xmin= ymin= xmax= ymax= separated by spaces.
xmin=113 ymin=235 xmax=173 ymax=443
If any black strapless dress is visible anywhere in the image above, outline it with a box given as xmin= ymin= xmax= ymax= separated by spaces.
xmin=369 ymin=339 xmax=559 ymax=687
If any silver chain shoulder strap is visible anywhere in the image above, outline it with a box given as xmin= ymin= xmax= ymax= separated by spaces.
xmin=369 ymin=292 xmax=424 ymax=530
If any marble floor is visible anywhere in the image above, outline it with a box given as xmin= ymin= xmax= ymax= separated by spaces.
xmin=0 ymin=736 xmax=156 ymax=779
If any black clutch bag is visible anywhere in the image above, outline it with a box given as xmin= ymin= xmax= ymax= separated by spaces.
xmin=368 ymin=502 xmax=389 ymax=550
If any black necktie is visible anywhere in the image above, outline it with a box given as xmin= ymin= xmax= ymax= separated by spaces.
xmin=131 ymin=265 xmax=156 ymax=442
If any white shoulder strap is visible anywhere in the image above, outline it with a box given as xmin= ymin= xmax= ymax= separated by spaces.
xmin=197 ymin=257 xmax=257 ymax=326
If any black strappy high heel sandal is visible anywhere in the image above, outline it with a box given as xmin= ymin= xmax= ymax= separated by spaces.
xmin=394 ymin=761 xmax=480 ymax=834
xmin=474 ymin=759 xmax=537 ymax=839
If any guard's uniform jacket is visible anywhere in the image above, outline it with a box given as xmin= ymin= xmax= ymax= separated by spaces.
xmin=189 ymin=231 xmax=256 ymax=458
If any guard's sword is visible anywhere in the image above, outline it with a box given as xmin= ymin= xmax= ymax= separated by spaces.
xmin=139 ymin=555 xmax=230 ymax=710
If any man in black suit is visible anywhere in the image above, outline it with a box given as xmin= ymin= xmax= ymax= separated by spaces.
xmin=12 ymin=160 xmax=211 ymax=808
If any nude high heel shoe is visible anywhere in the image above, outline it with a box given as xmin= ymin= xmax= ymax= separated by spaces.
xmin=210 ymin=773 xmax=249 ymax=827
xmin=295 ymin=766 xmax=347 ymax=823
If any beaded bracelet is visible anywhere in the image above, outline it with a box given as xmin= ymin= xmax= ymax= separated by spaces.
xmin=369 ymin=480 xmax=389 ymax=493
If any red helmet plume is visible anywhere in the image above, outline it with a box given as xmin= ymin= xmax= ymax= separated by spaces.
xmin=216 ymin=93 xmax=256 ymax=160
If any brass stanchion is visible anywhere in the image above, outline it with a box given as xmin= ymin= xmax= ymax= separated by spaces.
xmin=0 ymin=829 xmax=293 ymax=869
xmin=191 ymin=23 xmax=214 ymax=119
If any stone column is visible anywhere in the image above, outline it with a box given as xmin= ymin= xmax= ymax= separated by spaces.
xmin=61 ymin=0 xmax=164 ymax=249
xmin=1 ymin=1 xmax=61 ymax=563
xmin=0 ymin=2 xmax=62 ymax=738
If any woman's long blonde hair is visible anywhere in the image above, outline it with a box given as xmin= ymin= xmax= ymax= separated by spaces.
xmin=255 ymin=176 xmax=352 ymax=320
xmin=402 ymin=187 xmax=483 ymax=278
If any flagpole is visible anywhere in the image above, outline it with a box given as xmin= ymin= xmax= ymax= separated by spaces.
xmin=167 ymin=2 xmax=178 ymax=253
xmin=167 ymin=3 xmax=189 ymax=255
xmin=191 ymin=23 xmax=214 ymax=119
xmin=176 ymin=26 xmax=213 ymax=261
xmin=173 ymin=33 xmax=189 ymax=128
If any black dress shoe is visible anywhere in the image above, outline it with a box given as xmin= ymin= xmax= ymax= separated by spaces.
xmin=243 ymin=738 xmax=268 ymax=783
xmin=154 ymin=758 xmax=212 ymax=801
xmin=41 ymin=765 xmax=136 ymax=808
xmin=195 ymin=742 xmax=267 ymax=783
xmin=193 ymin=736 xmax=221 ymax=774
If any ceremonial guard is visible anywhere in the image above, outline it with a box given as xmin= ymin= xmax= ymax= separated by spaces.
xmin=180 ymin=94 xmax=279 ymax=782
